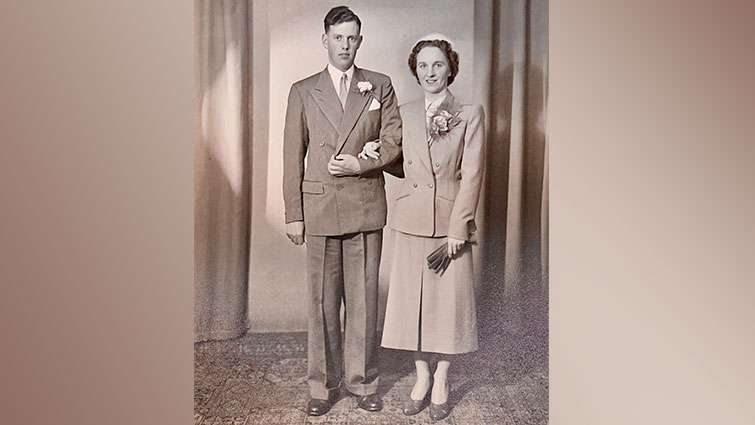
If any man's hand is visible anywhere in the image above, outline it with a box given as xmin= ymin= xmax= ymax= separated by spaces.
xmin=286 ymin=221 xmax=305 ymax=245
xmin=447 ymin=237 xmax=466 ymax=257
xmin=328 ymin=154 xmax=361 ymax=176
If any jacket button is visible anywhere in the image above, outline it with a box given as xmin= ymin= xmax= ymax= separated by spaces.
xmin=337 ymin=184 xmax=343 ymax=190
xmin=407 ymin=159 xmax=413 ymax=164
xmin=413 ymin=183 xmax=418 ymax=188
xmin=319 ymin=142 xmax=325 ymax=147
xmin=367 ymin=181 xmax=372 ymax=185
xmin=428 ymin=183 xmax=434 ymax=188
xmin=434 ymin=162 xmax=440 ymax=167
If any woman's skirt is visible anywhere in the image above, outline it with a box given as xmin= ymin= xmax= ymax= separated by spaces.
xmin=381 ymin=230 xmax=478 ymax=354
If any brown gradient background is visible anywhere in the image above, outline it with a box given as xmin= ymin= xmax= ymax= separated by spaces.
xmin=0 ymin=1 xmax=753 ymax=424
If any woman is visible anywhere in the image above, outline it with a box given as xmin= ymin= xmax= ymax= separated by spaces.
xmin=361 ymin=39 xmax=485 ymax=420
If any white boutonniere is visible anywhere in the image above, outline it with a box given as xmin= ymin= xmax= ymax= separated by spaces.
xmin=355 ymin=81 xmax=374 ymax=95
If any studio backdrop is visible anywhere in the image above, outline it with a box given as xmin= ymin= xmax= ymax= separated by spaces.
xmin=195 ymin=0 xmax=548 ymax=341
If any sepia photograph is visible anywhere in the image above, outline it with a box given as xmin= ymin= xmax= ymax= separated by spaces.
xmin=4 ymin=1 xmax=755 ymax=424
xmin=195 ymin=1 xmax=548 ymax=423
xmin=4 ymin=0 xmax=754 ymax=424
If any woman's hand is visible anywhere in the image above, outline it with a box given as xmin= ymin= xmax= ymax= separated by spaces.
xmin=447 ymin=237 xmax=466 ymax=257
xmin=358 ymin=140 xmax=382 ymax=160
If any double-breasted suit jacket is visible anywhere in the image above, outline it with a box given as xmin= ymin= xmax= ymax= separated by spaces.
xmin=381 ymin=92 xmax=485 ymax=355
xmin=283 ymin=67 xmax=402 ymax=236
xmin=390 ymin=93 xmax=485 ymax=241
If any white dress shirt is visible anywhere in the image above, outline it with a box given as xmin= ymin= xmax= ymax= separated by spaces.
xmin=326 ymin=63 xmax=355 ymax=97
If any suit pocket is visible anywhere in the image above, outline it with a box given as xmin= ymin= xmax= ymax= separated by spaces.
xmin=302 ymin=180 xmax=324 ymax=194
xmin=368 ymin=98 xmax=381 ymax=111
xmin=395 ymin=193 xmax=410 ymax=202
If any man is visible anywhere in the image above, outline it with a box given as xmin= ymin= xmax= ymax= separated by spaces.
xmin=282 ymin=6 xmax=402 ymax=417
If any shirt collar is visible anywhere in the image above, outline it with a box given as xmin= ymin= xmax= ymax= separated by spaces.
xmin=425 ymin=90 xmax=448 ymax=111
xmin=327 ymin=63 xmax=355 ymax=90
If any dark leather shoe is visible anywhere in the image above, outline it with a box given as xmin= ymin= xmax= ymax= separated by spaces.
xmin=306 ymin=398 xmax=332 ymax=416
xmin=402 ymin=395 xmax=429 ymax=416
xmin=429 ymin=401 xmax=451 ymax=421
xmin=356 ymin=394 xmax=383 ymax=412
xmin=404 ymin=378 xmax=433 ymax=416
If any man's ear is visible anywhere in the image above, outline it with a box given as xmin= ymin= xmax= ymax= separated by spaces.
xmin=356 ymin=35 xmax=363 ymax=49
xmin=321 ymin=33 xmax=328 ymax=49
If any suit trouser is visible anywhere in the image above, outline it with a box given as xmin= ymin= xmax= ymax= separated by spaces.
xmin=305 ymin=230 xmax=382 ymax=400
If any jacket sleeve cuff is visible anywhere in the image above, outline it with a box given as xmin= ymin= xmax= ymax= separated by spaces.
xmin=447 ymin=220 xmax=470 ymax=241
xmin=285 ymin=211 xmax=304 ymax=223
xmin=357 ymin=157 xmax=377 ymax=175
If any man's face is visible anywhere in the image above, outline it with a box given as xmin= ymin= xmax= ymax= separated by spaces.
xmin=322 ymin=21 xmax=362 ymax=71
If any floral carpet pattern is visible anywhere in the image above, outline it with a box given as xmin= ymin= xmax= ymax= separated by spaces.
xmin=195 ymin=305 xmax=548 ymax=425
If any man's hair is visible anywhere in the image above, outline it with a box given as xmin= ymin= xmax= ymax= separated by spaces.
xmin=408 ymin=39 xmax=460 ymax=86
xmin=324 ymin=6 xmax=361 ymax=33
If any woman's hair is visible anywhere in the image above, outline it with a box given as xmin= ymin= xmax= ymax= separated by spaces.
xmin=408 ymin=39 xmax=460 ymax=86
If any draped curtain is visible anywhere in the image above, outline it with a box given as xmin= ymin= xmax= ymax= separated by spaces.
xmin=477 ymin=0 xmax=548 ymax=338
xmin=194 ymin=0 xmax=252 ymax=342
xmin=194 ymin=0 xmax=548 ymax=341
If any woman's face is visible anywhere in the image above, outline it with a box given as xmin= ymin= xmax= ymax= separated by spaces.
xmin=416 ymin=46 xmax=450 ymax=95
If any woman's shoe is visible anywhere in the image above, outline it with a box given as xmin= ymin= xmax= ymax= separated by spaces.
xmin=403 ymin=377 xmax=432 ymax=416
xmin=429 ymin=380 xmax=451 ymax=421
xmin=402 ymin=392 xmax=430 ymax=416
xmin=429 ymin=401 xmax=451 ymax=421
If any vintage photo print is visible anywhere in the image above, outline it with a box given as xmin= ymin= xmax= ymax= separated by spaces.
xmin=195 ymin=1 xmax=548 ymax=423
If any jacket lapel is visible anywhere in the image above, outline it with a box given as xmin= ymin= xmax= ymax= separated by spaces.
xmin=405 ymin=99 xmax=433 ymax=172
xmin=436 ymin=91 xmax=456 ymax=119
xmin=334 ymin=67 xmax=372 ymax=155
xmin=428 ymin=91 xmax=460 ymax=148
xmin=309 ymin=68 xmax=343 ymax=133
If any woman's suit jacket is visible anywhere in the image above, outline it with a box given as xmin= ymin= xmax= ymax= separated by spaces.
xmin=390 ymin=93 xmax=485 ymax=241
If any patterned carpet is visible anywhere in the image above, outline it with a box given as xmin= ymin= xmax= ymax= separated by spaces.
xmin=195 ymin=301 xmax=548 ymax=425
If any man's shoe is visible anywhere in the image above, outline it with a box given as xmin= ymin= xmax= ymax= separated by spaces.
xmin=306 ymin=398 xmax=332 ymax=416
xmin=356 ymin=394 xmax=383 ymax=412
